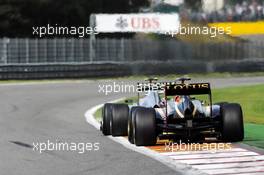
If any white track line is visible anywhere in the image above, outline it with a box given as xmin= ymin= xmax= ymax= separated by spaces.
xmin=0 ymin=80 xmax=91 ymax=87
xmin=84 ymin=100 xmax=206 ymax=175
xmin=84 ymin=101 xmax=264 ymax=175
xmin=192 ymin=161 xmax=264 ymax=170
xmin=168 ymin=151 xmax=258 ymax=160
xmin=178 ymin=155 xmax=264 ymax=165
xmin=204 ymin=166 xmax=264 ymax=175
xmin=230 ymin=173 xmax=264 ymax=175
xmin=161 ymin=148 xmax=247 ymax=155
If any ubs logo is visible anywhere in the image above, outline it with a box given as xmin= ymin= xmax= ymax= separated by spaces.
xmin=115 ymin=16 xmax=128 ymax=29
xmin=115 ymin=16 xmax=160 ymax=30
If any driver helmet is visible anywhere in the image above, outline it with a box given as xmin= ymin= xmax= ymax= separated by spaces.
xmin=174 ymin=95 xmax=195 ymax=118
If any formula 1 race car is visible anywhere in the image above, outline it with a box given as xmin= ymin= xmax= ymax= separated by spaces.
xmin=100 ymin=78 xmax=161 ymax=137
xmin=100 ymin=78 xmax=244 ymax=146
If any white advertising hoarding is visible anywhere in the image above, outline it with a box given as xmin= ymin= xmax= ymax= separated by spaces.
xmin=202 ymin=0 xmax=224 ymax=13
xmin=164 ymin=0 xmax=184 ymax=6
xmin=95 ymin=13 xmax=180 ymax=33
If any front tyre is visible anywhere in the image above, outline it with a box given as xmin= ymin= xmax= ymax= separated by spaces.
xmin=134 ymin=108 xmax=157 ymax=146
xmin=220 ymin=103 xmax=244 ymax=142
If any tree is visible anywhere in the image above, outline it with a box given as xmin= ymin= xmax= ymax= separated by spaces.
xmin=0 ymin=0 xmax=149 ymax=37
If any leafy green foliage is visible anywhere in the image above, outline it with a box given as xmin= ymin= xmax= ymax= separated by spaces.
xmin=0 ymin=0 xmax=149 ymax=37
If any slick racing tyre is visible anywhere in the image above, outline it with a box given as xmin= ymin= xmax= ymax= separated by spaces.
xmin=128 ymin=106 xmax=144 ymax=144
xmin=110 ymin=104 xmax=129 ymax=136
xmin=101 ymin=103 xmax=113 ymax=135
xmin=214 ymin=102 xmax=228 ymax=106
xmin=220 ymin=103 xmax=244 ymax=142
xmin=133 ymin=108 xmax=157 ymax=146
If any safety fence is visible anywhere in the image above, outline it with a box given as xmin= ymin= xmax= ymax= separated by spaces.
xmin=1 ymin=38 xmax=264 ymax=64
xmin=0 ymin=38 xmax=263 ymax=79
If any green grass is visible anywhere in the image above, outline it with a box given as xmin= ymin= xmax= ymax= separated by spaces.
xmin=211 ymin=84 xmax=264 ymax=149
xmin=244 ymin=123 xmax=264 ymax=149
xmin=94 ymin=107 xmax=103 ymax=121
xmin=96 ymin=84 xmax=264 ymax=124
xmin=95 ymin=84 xmax=264 ymax=149
xmin=212 ymin=84 xmax=264 ymax=124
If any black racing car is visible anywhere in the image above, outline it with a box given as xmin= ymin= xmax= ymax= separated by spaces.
xmin=101 ymin=78 xmax=244 ymax=146
xmin=100 ymin=78 xmax=162 ymax=138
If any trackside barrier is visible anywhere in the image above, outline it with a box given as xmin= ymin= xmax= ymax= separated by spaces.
xmin=0 ymin=38 xmax=263 ymax=79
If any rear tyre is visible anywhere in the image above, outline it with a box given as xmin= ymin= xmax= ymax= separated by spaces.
xmin=215 ymin=102 xmax=228 ymax=106
xmin=110 ymin=104 xmax=129 ymax=136
xmin=101 ymin=103 xmax=113 ymax=135
xmin=220 ymin=103 xmax=244 ymax=142
xmin=133 ymin=108 xmax=157 ymax=146
xmin=128 ymin=106 xmax=144 ymax=144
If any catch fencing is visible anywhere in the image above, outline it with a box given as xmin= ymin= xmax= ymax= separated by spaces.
xmin=0 ymin=38 xmax=263 ymax=79
xmin=0 ymin=38 xmax=264 ymax=64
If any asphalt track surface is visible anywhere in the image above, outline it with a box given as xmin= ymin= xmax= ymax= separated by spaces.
xmin=0 ymin=76 xmax=264 ymax=175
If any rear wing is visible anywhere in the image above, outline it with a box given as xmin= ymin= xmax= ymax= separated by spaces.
xmin=165 ymin=83 xmax=211 ymax=96
xmin=165 ymin=82 xmax=213 ymax=117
